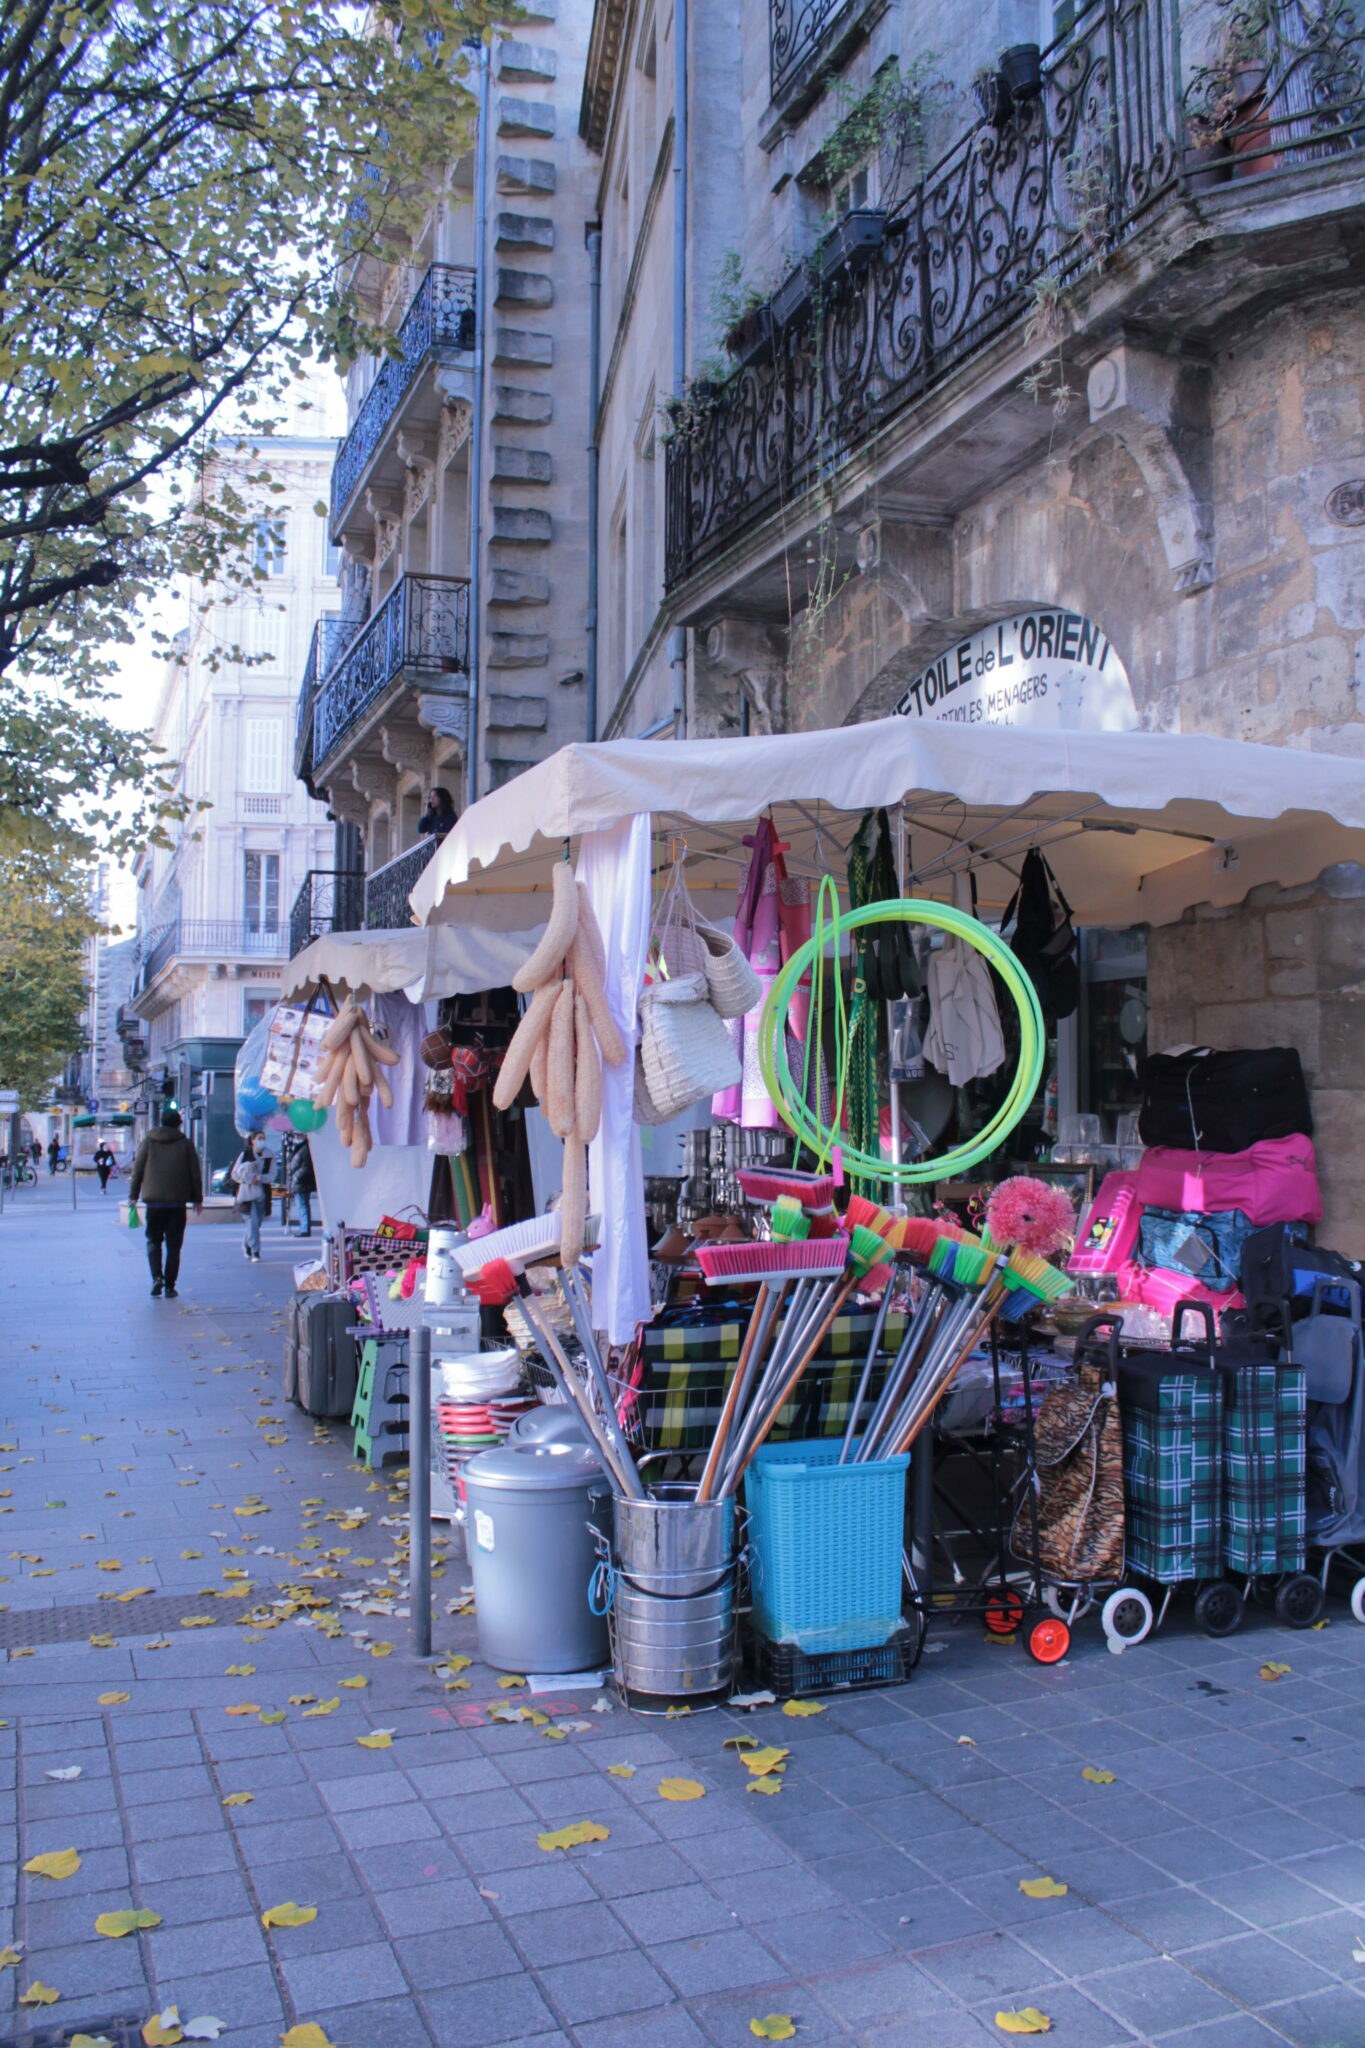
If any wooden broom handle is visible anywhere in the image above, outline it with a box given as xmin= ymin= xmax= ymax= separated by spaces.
xmin=697 ymin=1284 xmax=768 ymax=1502
xmin=725 ymin=1268 xmax=860 ymax=1492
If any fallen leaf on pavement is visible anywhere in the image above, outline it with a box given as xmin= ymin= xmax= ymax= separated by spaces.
xmin=302 ymin=1699 xmax=340 ymax=1718
xmin=781 ymin=1700 xmax=824 ymax=1718
xmin=538 ymin=1821 xmax=610 ymax=1852
xmin=1019 ymin=1878 xmax=1068 ymax=1900
xmin=179 ymin=1616 xmax=213 ymax=1629
xmin=225 ymin=1704 xmax=261 ymax=1717
xmin=19 ymin=1981 xmax=60 ymax=2006
xmin=259 ymin=1711 xmax=287 ymax=1725
xmin=356 ymin=1730 xmax=393 ymax=1750
xmin=24 ymin=1848 xmax=80 ymax=1880
xmin=995 ymin=2011 xmax=1051 ymax=2035
xmin=0 ymin=1947 xmax=19 ymax=1967
xmin=749 ymin=2017 xmax=796 ymax=2040
xmin=1260 ymin=1662 xmax=1291 ymax=1681
xmin=369 ymin=1642 xmax=393 ymax=1658
xmin=280 ymin=2027 xmax=336 ymax=2048
xmin=222 ymin=1793 xmax=254 ymax=1808
xmin=88 ymin=1633 xmax=116 ymax=1649
xmin=339 ymin=1676 xmax=366 ymax=1689
xmin=607 ymin=1764 xmax=635 ymax=1779
xmin=740 ymin=1747 xmax=789 ymax=1775
xmin=261 ymin=1902 xmax=318 ymax=1929
xmin=98 ymin=1692 xmax=130 ymax=1706
xmin=226 ymin=1665 xmax=255 ymax=1677
xmin=658 ymin=1778 xmax=706 ymax=1802
xmin=45 ymin=1767 xmax=82 ymax=1781
xmin=746 ymin=1776 xmax=784 ymax=1795
xmin=497 ymin=1674 xmax=526 ymax=1689
xmin=1080 ymin=1767 xmax=1115 ymax=1785
xmin=142 ymin=2011 xmax=184 ymax=2046
xmin=95 ymin=1909 xmax=163 ymax=1938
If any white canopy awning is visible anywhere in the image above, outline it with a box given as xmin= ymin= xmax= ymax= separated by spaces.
xmin=408 ymin=720 xmax=1365 ymax=930
xmin=282 ymin=919 xmax=543 ymax=1004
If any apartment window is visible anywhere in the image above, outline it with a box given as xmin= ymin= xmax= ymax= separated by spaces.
xmin=636 ymin=13 xmax=658 ymax=172
xmin=243 ymin=992 xmax=273 ymax=1033
xmin=253 ymin=517 xmax=287 ymax=576
xmin=324 ymin=533 xmax=342 ymax=581
xmin=1050 ymin=0 xmax=1098 ymax=37
xmin=829 ymin=155 xmax=880 ymax=217
xmin=243 ymin=717 xmax=283 ymax=793
xmin=243 ymin=851 xmax=280 ymax=934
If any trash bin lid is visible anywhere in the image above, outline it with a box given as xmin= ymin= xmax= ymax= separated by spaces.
xmin=464 ymin=1439 xmax=605 ymax=1493
xmin=509 ymin=1406 xmax=592 ymax=1448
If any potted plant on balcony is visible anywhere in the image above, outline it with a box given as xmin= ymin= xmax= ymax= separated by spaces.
xmin=971 ymin=65 xmax=1014 ymax=129
xmin=716 ymin=252 xmax=776 ymax=368
xmin=1184 ymin=2 xmax=1278 ymax=185
xmin=999 ymin=43 xmax=1044 ymax=103
xmin=661 ymin=363 xmax=730 ymax=445
xmin=772 ymin=258 xmax=815 ymax=334
xmin=812 ymin=205 xmax=888 ymax=280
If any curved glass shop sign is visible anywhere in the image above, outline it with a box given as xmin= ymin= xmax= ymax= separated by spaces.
xmin=893 ymin=609 xmax=1137 ymax=730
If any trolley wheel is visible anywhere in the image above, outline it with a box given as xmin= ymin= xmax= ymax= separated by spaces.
xmin=984 ymin=1588 xmax=1025 ymax=1636
xmin=1043 ymin=1585 xmax=1070 ymax=1622
xmin=1351 ymin=1577 xmax=1365 ymax=1625
xmin=1274 ymin=1572 xmax=1324 ymax=1629
xmin=1025 ymin=1611 xmax=1071 ymax=1664
xmin=1194 ymin=1580 xmax=1244 ymax=1637
xmin=1101 ymin=1587 xmax=1154 ymax=1649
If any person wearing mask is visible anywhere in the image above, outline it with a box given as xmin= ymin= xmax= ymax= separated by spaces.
xmin=231 ymin=1131 xmax=273 ymax=1262
xmin=288 ymin=1140 xmax=317 ymax=1238
xmin=129 ymin=1109 xmax=203 ymax=1298
xmin=418 ymin=786 xmax=457 ymax=841
xmin=47 ymin=1135 xmax=60 ymax=1175
xmin=93 ymin=1142 xmax=116 ymax=1193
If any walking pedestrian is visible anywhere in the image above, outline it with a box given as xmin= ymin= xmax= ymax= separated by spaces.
xmin=30 ymin=1139 xmax=41 ymax=1167
xmin=231 ymin=1132 xmax=273 ymax=1262
xmin=288 ymin=1139 xmax=316 ymax=1238
xmin=128 ymin=1109 xmax=203 ymax=1299
xmin=46 ymin=1135 xmax=59 ymax=1176
xmin=93 ymin=1142 xmax=115 ymax=1193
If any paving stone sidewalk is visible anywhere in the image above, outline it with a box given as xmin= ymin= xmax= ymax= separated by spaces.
xmin=1 ymin=1182 xmax=1364 ymax=2048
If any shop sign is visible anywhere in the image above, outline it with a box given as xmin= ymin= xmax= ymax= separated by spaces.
xmin=893 ymin=609 xmax=1136 ymax=730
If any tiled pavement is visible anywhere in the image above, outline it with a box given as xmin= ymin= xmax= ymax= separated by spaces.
xmin=1 ymin=1181 xmax=1364 ymax=2048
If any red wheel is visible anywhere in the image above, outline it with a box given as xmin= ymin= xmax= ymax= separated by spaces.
xmin=1027 ymin=1614 xmax=1071 ymax=1664
xmin=984 ymin=1588 xmax=1024 ymax=1635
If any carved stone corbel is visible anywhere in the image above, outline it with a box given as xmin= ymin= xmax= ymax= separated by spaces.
xmin=1087 ymin=344 xmax=1214 ymax=596
xmin=703 ymin=619 xmax=790 ymax=734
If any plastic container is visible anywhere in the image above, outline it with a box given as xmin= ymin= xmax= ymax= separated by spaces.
xmin=463 ymin=1439 xmax=610 ymax=1673
xmin=609 ymin=1484 xmax=737 ymax=1711
xmin=754 ymin=1627 xmax=918 ymax=1698
xmin=745 ymin=1440 xmax=909 ymax=1653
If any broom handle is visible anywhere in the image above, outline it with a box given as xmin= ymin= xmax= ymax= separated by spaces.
xmin=839 ymin=1276 xmax=896 ymax=1463
xmin=854 ymin=1282 xmax=947 ymax=1462
xmin=723 ymin=1268 xmax=861 ymax=1495
xmin=559 ymin=1269 xmax=647 ymax=1500
xmin=698 ymin=1281 xmax=776 ymax=1502
xmin=889 ymin=1284 xmax=1007 ymax=1456
xmin=876 ymin=1290 xmax=983 ymax=1457
xmin=517 ymin=1289 xmax=640 ymax=1498
xmin=718 ymin=1275 xmax=827 ymax=1492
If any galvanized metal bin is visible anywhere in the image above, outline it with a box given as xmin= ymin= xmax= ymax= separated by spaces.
xmin=606 ymin=1483 xmax=737 ymax=1711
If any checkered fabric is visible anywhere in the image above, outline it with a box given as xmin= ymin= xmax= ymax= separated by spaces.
xmin=1223 ymin=1362 xmax=1307 ymax=1574
xmin=628 ymin=1312 xmax=906 ymax=1452
xmin=1120 ymin=1369 xmax=1224 ymax=1583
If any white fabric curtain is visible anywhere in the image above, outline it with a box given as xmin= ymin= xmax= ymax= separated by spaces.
xmin=579 ymin=814 xmax=653 ymax=1344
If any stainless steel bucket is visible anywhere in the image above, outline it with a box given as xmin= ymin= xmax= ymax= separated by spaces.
xmin=609 ymin=1483 xmax=737 ymax=1711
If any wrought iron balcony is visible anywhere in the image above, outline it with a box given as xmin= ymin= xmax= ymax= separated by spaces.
xmin=312 ymin=573 xmax=470 ymax=776
xmin=138 ymin=920 xmax=290 ymax=992
xmin=290 ymin=870 xmax=365 ymax=960
xmin=294 ymin=615 xmax=350 ymax=782
xmin=770 ymin=0 xmax=866 ymax=108
xmin=669 ymin=0 xmax=1365 ymax=588
xmin=364 ymin=838 xmax=439 ymax=931
xmin=330 ymin=262 xmax=476 ymax=531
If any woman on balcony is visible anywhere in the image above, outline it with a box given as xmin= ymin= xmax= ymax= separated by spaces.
xmin=418 ymin=786 xmax=457 ymax=841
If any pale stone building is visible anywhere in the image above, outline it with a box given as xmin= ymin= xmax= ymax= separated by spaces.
xmin=579 ymin=0 xmax=1365 ymax=1245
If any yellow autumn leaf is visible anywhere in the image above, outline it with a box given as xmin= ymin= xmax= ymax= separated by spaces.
xmin=443 ymin=1655 xmax=472 ymax=1674
xmin=98 ymin=1691 xmax=130 ymax=1706
xmin=18 ymin=1980 xmax=61 ymax=2005
xmin=88 ymin=1633 xmax=116 ymax=1649
xmin=0 ymin=1946 xmax=20 ymax=1966
xmin=24 ymin=1848 xmax=81 ymax=1880
xmin=747 ymin=1775 xmax=785 ymax=1794
xmin=541 ymin=1725 xmax=567 ymax=1741
xmin=261 ymin=1902 xmax=318 ymax=1928
xmin=445 ymin=1678 xmax=471 ymax=1692
xmin=1260 ymin=1661 xmax=1291 ymax=1681
xmin=1019 ymin=1877 xmax=1068 ymax=1900
xmin=95 ymin=1909 xmax=163 ymax=1938
xmin=97 ymin=1559 xmax=122 ymax=1571
xmin=749 ymin=2019 xmax=796 ymax=2041
xmin=1080 ymin=1767 xmax=1115 ymax=1785
xmin=225 ymin=1703 xmax=261 ymax=1717
xmin=356 ymin=1731 xmax=393 ymax=1750
xmin=497 ymin=1674 xmax=526 ymax=1689
xmin=537 ymin=1820 xmax=611 ymax=1852
xmin=781 ymin=1700 xmax=825 ymax=1718
xmin=142 ymin=2011 xmax=184 ymax=2046
xmin=302 ymin=1698 xmax=340 ymax=1718
xmin=115 ymin=1587 xmax=154 ymax=1603
xmin=259 ymin=1711 xmax=287 ymax=1725
xmin=226 ymin=1664 xmax=255 ymax=1677
xmin=180 ymin=1616 xmax=213 ymax=1629
xmin=723 ymin=1735 xmax=760 ymax=1750
xmin=370 ymin=1642 xmax=393 ymax=1658
xmin=280 ymin=2027 xmax=336 ymax=2048
xmin=740 ymin=1747 xmax=790 ymax=1775
xmin=181 ymin=1550 xmax=202 ymax=1561
xmin=607 ymin=1764 xmax=635 ymax=1779
xmin=339 ymin=1675 xmax=367 ymax=1689
xmin=222 ymin=1792 xmax=254 ymax=1807
xmin=288 ymin=1695 xmax=317 ymax=1706
xmin=658 ymin=1778 xmax=706 ymax=1802
xmin=71 ymin=2036 xmax=116 ymax=2047
xmin=996 ymin=2009 xmax=1052 ymax=2034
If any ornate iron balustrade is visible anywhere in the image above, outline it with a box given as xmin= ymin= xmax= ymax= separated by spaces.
xmin=312 ymin=573 xmax=471 ymax=773
xmin=330 ymin=262 xmax=476 ymax=529
xmin=669 ymin=0 xmax=1184 ymax=586
xmin=294 ymin=615 xmax=350 ymax=780
xmin=1183 ymin=0 xmax=1365 ymax=170
xmin=289 ymin=870 xmax=365 ymax=960
xmin=138 ymin=919 xmax=289 ymax=991
xmin=770 ymin=0 xmax=858 ymax=105
xmin=364 ymin=838 xmax=439 ymax=931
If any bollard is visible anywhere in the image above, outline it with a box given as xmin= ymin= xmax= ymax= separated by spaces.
xmin=409 ymin=1322 xmax=432 ymax=1659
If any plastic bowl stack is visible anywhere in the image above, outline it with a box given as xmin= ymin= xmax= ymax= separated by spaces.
xmin=435 ymin=1346 xmax=538 ymax=1488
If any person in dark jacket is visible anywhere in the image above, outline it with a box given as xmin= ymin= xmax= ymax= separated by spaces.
xmin=47 ymin=1135 xmax=60 ymax=1175
xmin=417 ymin=786 xmax=457 ymax=840
xmin=129 ymin=1109 xmax=203 ymax=1298
xmin=288 ymin=1140 xmax=317 ymax=1237
xmin=93 ymin=1142 xmax=115 ymax=1192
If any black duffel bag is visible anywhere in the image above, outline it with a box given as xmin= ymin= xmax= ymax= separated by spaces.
xmin=1138 ymin=1046 xmax=1311 ymax=1153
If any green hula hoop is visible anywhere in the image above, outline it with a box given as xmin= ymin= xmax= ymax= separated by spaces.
xmin=757 ymin=898 xmax=1046 ymax=1187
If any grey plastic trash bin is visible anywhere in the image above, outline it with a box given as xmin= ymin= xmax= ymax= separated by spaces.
xmin=463 ymin=1439 xmax=610 ymax=1673
xmin=509 ymin=1406 xmax=592 ymax=1448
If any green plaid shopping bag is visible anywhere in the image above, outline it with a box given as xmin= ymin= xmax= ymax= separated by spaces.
xmin=1120 ymin=1364 xmax=1224 ymax=1582
xmin=1223 ymin=1362 xmax=1307 ymax=1574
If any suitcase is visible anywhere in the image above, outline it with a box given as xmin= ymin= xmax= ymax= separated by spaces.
xmin=1138 ymin=1047 xmax=1312 ymax=1152
xmin=286 ymin=1292 xmax=359 ymax=1418
xmin=1239 ymin=1222 xmax=1360 ymax=1311
xmin=1104 ymin=1307 xmax=1226 ymax=1585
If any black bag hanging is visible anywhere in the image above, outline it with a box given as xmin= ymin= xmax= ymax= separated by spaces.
xmin=855 ymin=810 xmax=920 ymax=1004
xmin=1001 ymin=847 xmax=1079 ymax=1023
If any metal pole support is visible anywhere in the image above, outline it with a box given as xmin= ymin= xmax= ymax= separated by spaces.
xmin=410 ymin=1323 xmax=432 ymax=1659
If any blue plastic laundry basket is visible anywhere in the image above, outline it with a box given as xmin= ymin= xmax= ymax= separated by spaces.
xmin=745 ymin=1439 xmax=909 ymax=1653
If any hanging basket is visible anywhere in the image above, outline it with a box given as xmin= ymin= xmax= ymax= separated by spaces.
xmin=638 ymin=973 xmax=740 ymax=1122
xmin=693 ymin=917 xmax=763 ymax=1020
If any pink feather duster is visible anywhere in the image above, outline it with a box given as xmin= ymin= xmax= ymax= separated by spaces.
xmin=985 ymin=1175 xmax=1076 ymax=1258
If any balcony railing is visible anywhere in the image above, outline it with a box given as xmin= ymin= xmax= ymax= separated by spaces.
xmin=290 ymin=869 xmax=365 ymax=960
xmin=294 ymin=615 xmax=350 ymax=781
xmin=364 ymin=838 xmax=439 ymax=931
xmin=669 ymin=0 xmax=1186 ymax=586
xmin=312 ymin=573 xmax=470 ymax=774
xmin=770 ymin=0 xmax=860 ymax=106
xmin=139 ymin=920 xmax=291 ymax=991
xmin=330 ymin=262 xmax=476 ymax=531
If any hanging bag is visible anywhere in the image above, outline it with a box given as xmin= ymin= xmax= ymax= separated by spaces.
xmin=638 ymin=971 xmax=740 ymax=1122
xmin=1017 ymin=1359 xmax=1125 ymax=1581
xmin=1001 ymin=848 xmax=1079 ymax=1023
